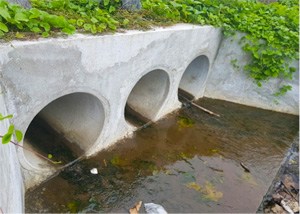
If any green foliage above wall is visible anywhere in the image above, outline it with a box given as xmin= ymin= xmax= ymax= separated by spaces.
xmin=0 ymin=0 xmax=298 ymax=94
xmin=142 ymin=0 xmax=299 ymax=93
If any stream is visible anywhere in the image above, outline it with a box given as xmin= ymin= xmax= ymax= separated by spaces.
xmin=25 ymin=98 xmax=299 ymax=213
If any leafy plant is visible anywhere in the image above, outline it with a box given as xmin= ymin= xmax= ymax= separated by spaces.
xmin=142 ymin=0 xmax=299 ymax=94
xmin=0 ymin=113 xmax=23 ymax=144
xmin=30 ymin=0 xmax=119 ymax=34
xmin=0 ymin=0 xmax=75 ymax=38
xmin=0 ymin=0 xmax=298 ymax=94
xmin=274 ymin=85 xmax=293 ymax=96
xmin=0 ymin=113 xmax=61 ymax=164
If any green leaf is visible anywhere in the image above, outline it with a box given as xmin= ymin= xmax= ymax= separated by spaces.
xmin=7 ymin=125 xmax=15 ymax=134
xmin=42 ymin=31 xmax=49 ymax=37
xmin=91 ymin=24 xmax=97 ymax=34
xmin=83 ymin=23 xmax=92 ymax=31
xmin=29 ymin=8 xmax=41 ymax=19
xmin=109 ymin=6 xmax=115 ymax=13
xmin=122 ymin=18 xmax=129 ymax=26
xmin=0 ymin=22 xmax=8 ymax=32
xmin=62 ymin=27 xmax=75 ymax=35
xmin=2 ymin=133 xmax=12 ymax=144
xmin=76 ymin=19 xmax=84 ymax=26
xmin=40 ymin=22 xmax=50 ymax=31
xmin=104 ymin=0 xmax=110 ymax=6
xmin=15 ymin=32 xmax=25 ymax=38
xmin=31 ymin=27 xmax=41 ymax=33
xmin=0 ymin=114 xmax=13 ymax=121
xmin=90 ymin=17 xmax=98 ymax=24
xmin=15 ymin=130 xmax=23 ymax=142
xmin=0 ymin=8 xmax=11 ymax=20
xmin=15 ymin=12 xmax=29 ymax=22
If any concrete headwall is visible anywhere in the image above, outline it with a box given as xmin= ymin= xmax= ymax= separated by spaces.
xmin=0 ymin=24 xmax=222 ymax=193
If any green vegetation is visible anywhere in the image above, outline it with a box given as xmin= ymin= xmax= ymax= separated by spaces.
xmin=0 ymin=0 xmax=298 ymax=92
xmin=142 ymin=0 xmax=299 ymax=92
xmin=0 ymin=113 xmax=23 ymax=144
xmin=0 ymin=0 xmax=75 ymax=38
xmin=177 ymin=116 xmax=195 ymax=128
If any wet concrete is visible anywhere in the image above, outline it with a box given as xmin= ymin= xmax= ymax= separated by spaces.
xmin=125 ymin=104 xmax=151 ymax=127
xmin=25 ymin=98 xmax=299 ymax=213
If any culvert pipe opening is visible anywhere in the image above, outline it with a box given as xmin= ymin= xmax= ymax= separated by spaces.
xmin=125 ymin=69 xmax=170 ymax=127
xmin=178 ymin=55 xmax=210 ymax=101
xmin=23 ymin=93 xmax=105 ymax=168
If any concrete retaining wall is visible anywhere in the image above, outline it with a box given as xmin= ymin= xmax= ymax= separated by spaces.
xmin=205 ymin=34 xmax=299 ymax=115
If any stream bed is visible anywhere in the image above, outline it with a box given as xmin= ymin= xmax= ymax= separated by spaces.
xmin=25 ymin=98 xmax=299 ymax=213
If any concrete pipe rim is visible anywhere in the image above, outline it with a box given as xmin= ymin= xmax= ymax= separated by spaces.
xmin=178 ymin=54 xmax=210 ymax=99
xmin=21 ymin=92 xmax=106 ymax=171
xmin=124 ymin=68 xmax=171 ymax=126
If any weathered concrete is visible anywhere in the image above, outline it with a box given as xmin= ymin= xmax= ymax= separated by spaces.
xmin=0 ymin=89 xmax=24 ymax=213
xmin=205 ymin=34 xmax=299 ymax=115
xmin=0 ymin=24 xmax=222 ymax=191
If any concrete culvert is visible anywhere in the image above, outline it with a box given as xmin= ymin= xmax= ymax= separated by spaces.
xmin=125 ymin=69 xmax=170 ymax=126
xmin=178 ymin=55 xmax=210 ymax=99
xmin=23 ymin=92 xmax=105 ymax=169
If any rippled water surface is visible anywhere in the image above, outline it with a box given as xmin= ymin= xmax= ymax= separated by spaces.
xmin=25 ymin=98 xmax=299 ymax=213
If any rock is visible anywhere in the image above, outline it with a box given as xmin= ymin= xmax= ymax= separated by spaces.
xmin=284 ymin=200 xmax=299 ymax=213
xmin=6 ymin=0 xmax=31 ymax=8
xmin=271 ymin=204 xmax=285 ymax=213
xmin=283 ymin=175 xmax=298 ymax=191
xmin=121 ymin=0 xmax=141 ymax=10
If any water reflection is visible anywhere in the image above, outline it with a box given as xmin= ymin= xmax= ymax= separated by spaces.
xmin=25 ymin=98 xmax=299 ymax=213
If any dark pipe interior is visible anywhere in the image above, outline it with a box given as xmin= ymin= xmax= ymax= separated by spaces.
xmin=25 ymin=115 xmax=84 ymax=165
xmin=125 ymin=104 xmax=151 ymax=127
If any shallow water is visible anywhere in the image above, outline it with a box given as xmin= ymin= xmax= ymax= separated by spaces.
xmin=25 ymin=98 xmax=299 ymax=213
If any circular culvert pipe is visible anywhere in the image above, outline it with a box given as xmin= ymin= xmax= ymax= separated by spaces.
xmin=178 ymin=55 xmax=210 ymax=99
xmin=125 ymin=69 xmax=170 ymax=125
xmin=23 ymin=92 xmax=105 ymax=169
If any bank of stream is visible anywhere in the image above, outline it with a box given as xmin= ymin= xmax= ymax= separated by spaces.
xmin=25 ymin=98 xmax=299 ymax=213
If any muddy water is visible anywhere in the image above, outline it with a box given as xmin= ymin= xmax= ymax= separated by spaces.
xmin=25 ymin=98 xmax=299 ymax=213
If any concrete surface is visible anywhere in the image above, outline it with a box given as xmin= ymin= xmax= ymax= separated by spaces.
xmin=180 ymin=55 xmax=210 ymax=98
xmin=0 ymin=24 xmax=222 ymax=192
xmin=0 ymin=89 xmax=24 ymax=213
xmin=205 ymin=34 xmax=299 ymax=115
